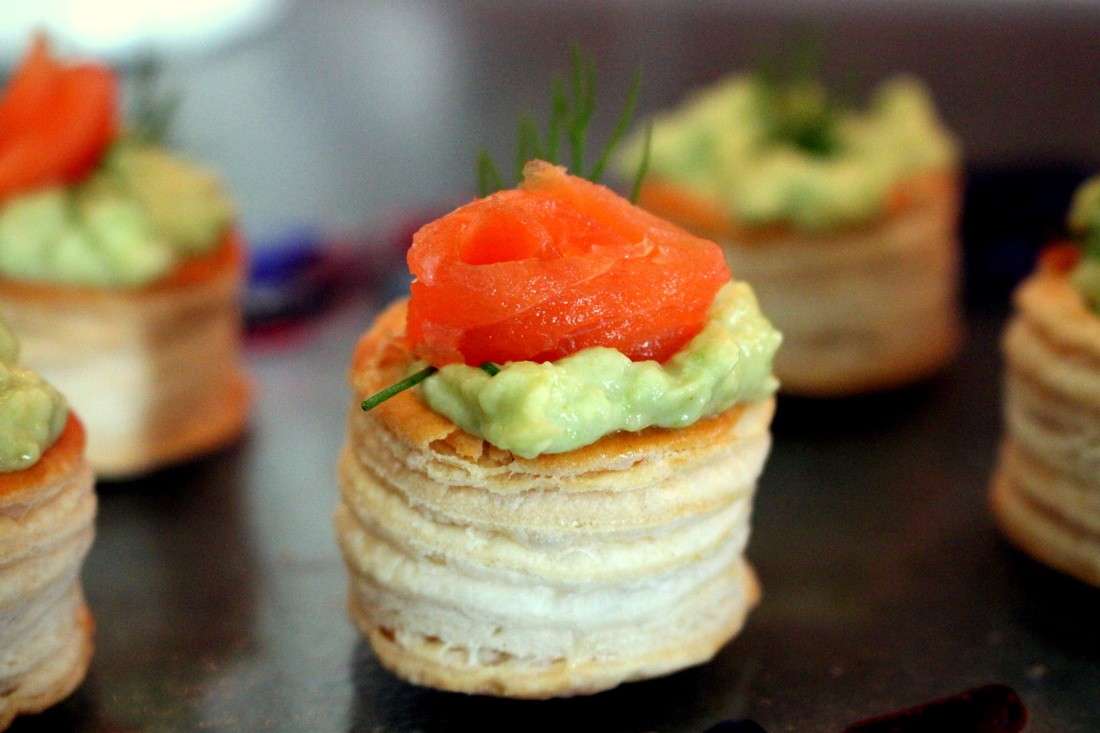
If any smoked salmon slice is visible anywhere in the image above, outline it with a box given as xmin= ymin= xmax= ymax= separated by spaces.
xmin=407 ymin=161 xmax=730 ymax=366
xmin=0 ymin=36 xmax=118 ymax=201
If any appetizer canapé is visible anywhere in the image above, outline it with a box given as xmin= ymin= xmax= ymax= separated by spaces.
xmin=0 ymin=37 xmax=249 ymax=477
xmin=0 ymin=317 xmax=95 ymax=729
xmin=623 ymin=71 xmax=961 ymax=395
xmin=992 ymin=177 xmax=1100 ymax=585
xmin=335 ymin=157 xmax=781 ymax=697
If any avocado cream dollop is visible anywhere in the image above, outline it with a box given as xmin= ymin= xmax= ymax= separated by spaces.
xmin=419 ymin=281 xmax=781 ymax=458
xmin=0 ymin=319 xmax=68 ymax=473
xmin=622 ymin=74 xmax=957 ymax=232
xmin=0 ymin=142 xmax=234 ymax=288
xmin=1068 ymin=176 xmax=1100 ymax=311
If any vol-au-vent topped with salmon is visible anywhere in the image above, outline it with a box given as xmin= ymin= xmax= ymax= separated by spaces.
xmin=397 ymin=161 xmax=780 ymax=458
xmin=0 ymin=36 xmax=234 ymax=287
xmin=992 ymin=175 xmax=1100 ymax=586
xmin=622 ymin=68 xmax=962 ymax=396
xmin=0 ymin=36 xmax=250 ymax=477
xmin=335 ymin=50 xmax=782 ymax=696
xmin=0 ymin=317 xmax=96 ymax=731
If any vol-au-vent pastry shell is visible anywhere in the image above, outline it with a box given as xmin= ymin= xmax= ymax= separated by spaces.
xmin=993 ymin=270 xmax=1100 ymax=585
xmin=0 ymin=415 xmax=96 ymax=730
xmin=0 ymin=233 xmax=251 ymax=478
xmin=643 ymin=170 xmax=962 ymax=395
xmin=353 ymin=561 xmax=759 ymax=698
xmin=337 ymin=300 xmax=774 ymax=697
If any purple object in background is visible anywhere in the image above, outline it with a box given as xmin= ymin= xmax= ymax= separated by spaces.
xmin=246 ymin=226 xmax=343 ymax=327
xmin=244 ymin=225 xmax=370 ymax=350
xmin=243 ymin=205 xmax=449 ymax=346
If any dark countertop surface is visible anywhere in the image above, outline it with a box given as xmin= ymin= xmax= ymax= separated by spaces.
xmin=8 ymin=287 xmax=1100 ymax=732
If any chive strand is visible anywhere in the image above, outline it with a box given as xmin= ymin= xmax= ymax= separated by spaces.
xmin=361 ymin=366 xmax=437 ymax=412
xmin=360 ymin=362 xmax=503 ymax=413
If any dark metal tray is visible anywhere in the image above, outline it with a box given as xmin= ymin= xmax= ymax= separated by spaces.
xmin=9 ymin=289 xmax=1097 ymax=733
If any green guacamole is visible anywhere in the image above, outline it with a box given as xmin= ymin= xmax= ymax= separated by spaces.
xmin=621 ymin=74 xmax=957 ymax=232
xmin=419 ymin=281 xmax=781 ymax=458
xmin=0 ymin=142 xmax=234 ymax=288
xmin=1068 ymin=176 xmax=1100 ymax=311
xmin=0 ymin=319 xmax=16 ymax=365
xmin=0 ymin=319 xmax=68 ymax=473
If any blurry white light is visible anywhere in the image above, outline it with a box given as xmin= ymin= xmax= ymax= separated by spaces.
xmin=0 ymin=0 xmax=285 ymax=63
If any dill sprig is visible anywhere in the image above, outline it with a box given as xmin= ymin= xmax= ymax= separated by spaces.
xmin=477 ymin=45 xmax=650 ymax=202
xmin=361 ymin=362 xmax=500 ymax=413
xmin=754 ymin=36 xmax=841 ymax=157
xmin=629 ymin=122 xmax=653 ymax=205
xmin=365 ymin=48 xmax=651 ymax=414
xmin=130 ymin=55 xmax=180 ymax=145
xmin=591 ymin=68 xmax=640 ymax=183
xmin=566 ymin=45 xmax=597 ymax=175
xmin=477 ymin=151 xmax=503 ymax=198
xmin=1083 ymin=233 xmax=1100 ymax=262
xmin=1068 ymin=180 xmax=1100 ymax=262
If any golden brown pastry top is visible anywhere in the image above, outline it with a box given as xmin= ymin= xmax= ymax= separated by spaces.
xmin=0 ymin=414 xmax=85 ymax=502
xmin=350 ymin=300 xmax=759 ymax=468
xmin=1016 ymin=269 xmax=1100 ymax=363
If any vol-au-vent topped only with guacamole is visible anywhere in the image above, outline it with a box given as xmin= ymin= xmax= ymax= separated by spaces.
xmin=627 ymin=72 xmax=958 ymax=232
xmin=0 ymin=36 xmax=250 ymax=478
xmin=337 ymin=49 xmax=782 ymax=698
xmin=623 ymin=67 xmax=962 ymax=396
xmin=0 ymin=36 xmax=233 ymax=289
xmin=0 ymin=315 xmax=96 ymax=732
xmin=0 ymin=317 xmax=67 ymax=473
xmin=991 ymin=175 xmax=1100 ymax=587
xmin=1066 ymin=176 xmax=1100 ymax=310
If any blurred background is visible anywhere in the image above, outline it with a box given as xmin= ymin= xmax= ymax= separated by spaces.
xmin=6 ymin=0 xmax=1100 ymax=307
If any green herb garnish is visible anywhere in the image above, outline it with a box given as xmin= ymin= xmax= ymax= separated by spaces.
xmin=1084 ymin=234 xmax=1100 ymax=262
xmin=629 ymin=122 xmax=653 ymax=205
xmin=361 ymin=366 xmax=437 ymax=412
xmin=361 ymin=363 xmax=500 ymax=412
xmin=130 ymin=55 xmax=179 ymax=145
xmin=477 ymin=45 xmax=650 ymax=202
xmin=754 ymin=37 xmax=841 ymax=157
xmin=365 ymin=47 xmax=650 ymax=414
xmin=1067 ymin=177 xmax=1100 ymax=261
